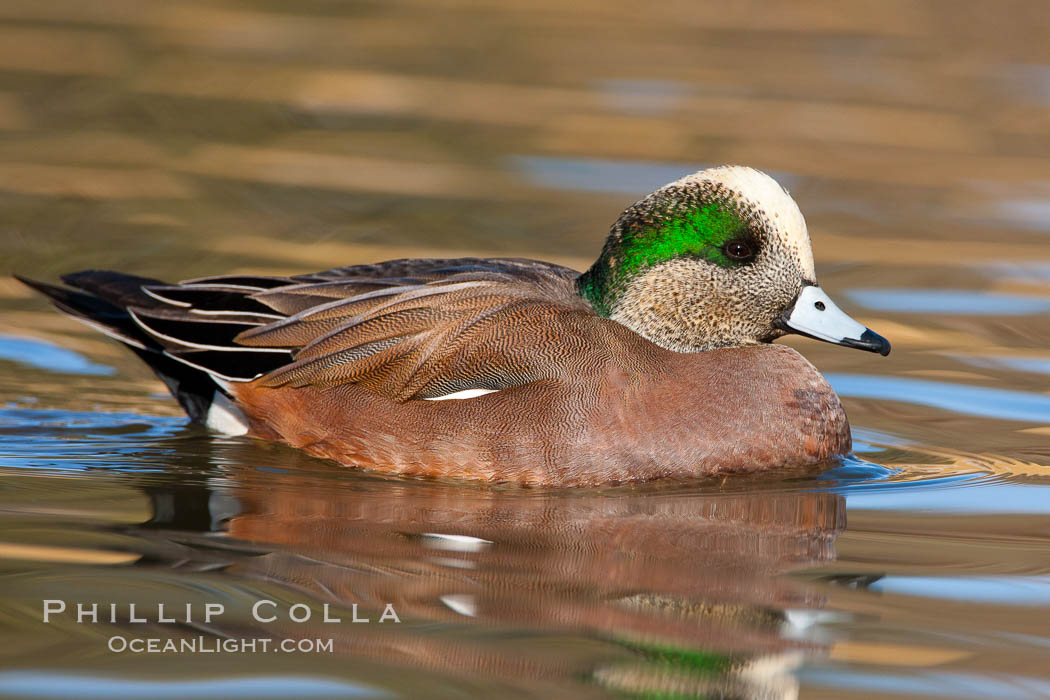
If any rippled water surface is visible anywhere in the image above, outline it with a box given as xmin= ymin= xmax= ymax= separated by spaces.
xmin=2 ymin=1 xmax=1050 ymax=698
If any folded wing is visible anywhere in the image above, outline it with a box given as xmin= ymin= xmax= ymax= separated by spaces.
xmin=43 ymin=258 xmax=590 ymax=402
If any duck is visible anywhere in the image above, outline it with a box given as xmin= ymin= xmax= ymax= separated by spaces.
xmin=18 ymin=165 xmax=889 ymax=486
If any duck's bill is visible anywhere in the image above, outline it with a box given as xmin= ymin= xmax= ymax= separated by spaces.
xmin=777 ymin=285 xmax=891 ymax=356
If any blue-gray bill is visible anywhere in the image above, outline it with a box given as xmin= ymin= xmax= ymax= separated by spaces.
xmin=777 ymin=285 xmax=891 ymax=356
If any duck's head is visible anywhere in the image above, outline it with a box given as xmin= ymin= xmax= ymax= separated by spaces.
xmin=577 ymin=165 xmax=890 ymax=356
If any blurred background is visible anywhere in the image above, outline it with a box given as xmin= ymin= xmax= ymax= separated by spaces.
xmin=2 ymin=1 xmax=1050 ymax=699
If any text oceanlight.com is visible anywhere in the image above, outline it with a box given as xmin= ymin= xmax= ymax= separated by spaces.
xmin=107 ymin=636 xmax=334 ymax=654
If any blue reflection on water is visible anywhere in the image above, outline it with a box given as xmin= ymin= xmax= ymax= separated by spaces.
xmin=827 ymin=373 xmax=1050 ymax=423
xmin=870 ymin=575 xmax=1050 ymax=605
xmin=801 ymin=667 xmax=1050 ymax=700
xmin=0 ymin=335 xmax=114 ymax=375
xmin=845 ymin=481 xmax=1050 ymax=514
xmin=0 ymin=409 xmax=185 ymax=471
xmin=818 ymin=451 xmax=897 ymax=481
xmin=0 ymin=673 xmax=384 ymax=699
xmin=952 ymin=354 xmax=1050 ymax=376
xmin=847 ymin=288 xmax=1050 ymax=315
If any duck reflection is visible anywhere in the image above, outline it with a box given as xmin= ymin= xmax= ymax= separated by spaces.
xmin=131 ymin=458 xmax=843 ymax=699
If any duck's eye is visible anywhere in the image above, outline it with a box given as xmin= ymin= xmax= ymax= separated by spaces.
xmin=723 ymin=239 xmax=756 ymax=262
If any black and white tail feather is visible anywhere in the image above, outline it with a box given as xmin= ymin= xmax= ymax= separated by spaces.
xmin=15 ymin=270 xmax=296 ymax=435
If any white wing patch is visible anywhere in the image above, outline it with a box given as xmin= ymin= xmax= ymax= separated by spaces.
xmin=421 ymin=533 xmax=493 ymax=552
xmin=423 ymin=388 xmax=500 ymax=401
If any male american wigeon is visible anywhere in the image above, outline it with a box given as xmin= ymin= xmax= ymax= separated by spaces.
xmin=19 ymin=166 xmax=889 ymax=485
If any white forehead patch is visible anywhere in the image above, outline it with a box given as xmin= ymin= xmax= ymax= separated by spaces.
xmin=668 ymin=165 xmax=816 ymax=280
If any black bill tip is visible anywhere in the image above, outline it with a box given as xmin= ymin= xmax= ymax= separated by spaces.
xmin=840 ymin=329 xmax=891 ymax=356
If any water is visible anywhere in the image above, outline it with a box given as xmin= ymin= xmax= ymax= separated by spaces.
xmin=1 ymin=0 xmax=1050 ymax=697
